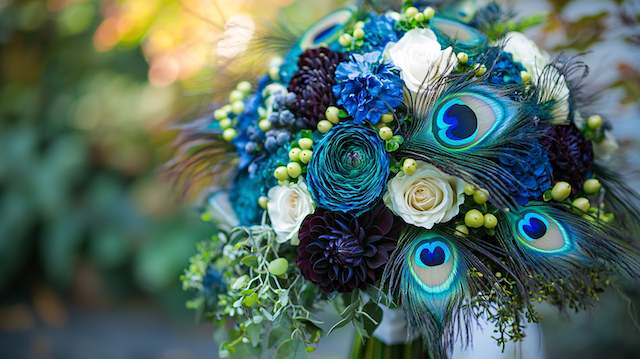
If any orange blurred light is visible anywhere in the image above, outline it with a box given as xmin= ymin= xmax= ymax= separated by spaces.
xmin=149 ymin=55 xmax=180 ymax=87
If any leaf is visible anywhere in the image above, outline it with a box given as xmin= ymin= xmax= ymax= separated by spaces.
xmin=327 ymin=315 xmax=352 ymax=335
xmin=246 ymin=323 xmax=262 ymax=347
xmin=275 ymin=339 xmax=308 ymax=359
xmin=240 ymin=255 xmax=258 ymax=268
xmin=361 ymin=301 xmax=383 ymax=335
xmin=268 ymin=317 xmax=291 ymax=348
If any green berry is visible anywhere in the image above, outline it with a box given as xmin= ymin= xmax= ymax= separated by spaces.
xmin=274 ymin=166 xmax=289 ymax=181
xmin=354 ymin=21 xmax=365 ymax=30
xmin=299 ymin=150 xmax=313 ymax=164
xmin=381 ymin=113 xmax=394 ymax=123
xmin=242 ymin=292 xmax=258 ymax=307
xmin=231 ymin=100 xmax=245 ymax=114
xmin=298 ymin=138 xmax=313 ymax=150
xmin=317 ymin=120 xmax=333 ymax=134
xmin=268 ymin=258 xmax=289 ymax=276
xmin=483 ymin=213 xmax=498 ymax=229
xmin=325 ymin=106 xmax=340 ymax=124
xmin=258 ymin=196 xmax=268 ymax=209
xmin=455 ymin=224 xmax=469 ymax=237
xmin=583 ymin=178 xmax=601 ymax=195
xmin=289 ymin=148 xmax=301 ymax=162
xmin=473 ymin=189 xmax=489 ymax=205
xmin=457 ymin=52 xmax=469 ymax=64
xmin=551 ymin=181 xmax=572 ymax=201
xmin=214 ymin=109 xmax=226 ymax=120
xmin=219 ymin=118 xmax=232 ymax=129
xmin=402 ymin=158 xmax=417 ymax=175
xmin=587 ymin=115 xmax=603 ymax=129
xmin=474 ymin=64 xmax=487 ymax=76
xmin=379 ymin=127 xmax=393 ymax=140
xmin=353 ymin=28 xmax=365 ymax=40
xmin=222 ymin=128 xmax=237 ymax=142
xmin=572 ymin=197 xmax=590 ymax=212
xmin=465 ymin=209 xmax=485 ymax=228
xmin=423 ymin=7 xmax=435 ymax=20
xmin=229 ymin=90 xmax=244 ymax=102
xmin=405 ymin=6 xmax=419 ymax=17
xmin=258 ymin=119 xmax=271 ymax=131
xmin=414 ymin=13 xmax=425 ymax=22
xmin=287 ymin=162 xmax=302 ymax=178
xmin=463 ymin=183 xmax=476 ymax=196
xmin=338 ymin=34 xmax=352 ymax=47
xmin=237 ymin=81 xmax=252 ymax=93
xmin=268 ymin=67 xmax=280 ymax=81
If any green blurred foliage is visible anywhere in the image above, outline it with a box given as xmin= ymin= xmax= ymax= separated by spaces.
xmin=0 ymin=0 xmax=211 ymax=310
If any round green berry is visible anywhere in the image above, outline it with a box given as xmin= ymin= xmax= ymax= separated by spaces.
xmin=353 ymin=28 xmax=365 ymax=40
xmin=231 ymin=100 xmax=245 ymax=114
xmin=298 ymin=138 xmax=313 ymax=150
xmin=289 ymin=148 xmax=301 ymax=162
xmin=583 ymin=178 xmax=601 ymax=195
xmin=274 ymin=166 xmax=289 ymax=181
xmin=463 ymin=183 xmax=476 ymax=196
xmin=457 ymin=52 xmax=469 ymax=64
xmin=219 ymin=118 xmax=232 ymax=129
xmin=268 ymin=258 xmax=289 ymax=276
xmin=338 ymin=34 xmax=352 ymax=47
xmin=287 ymin=162 xmax=302 ymax=178
xmin=473 ymin=189 xmax=489 ymax=205
xmin=402 ymin=158 xmax=417 ymax=175
xmin=423 ymin=7 xmax=435 ymax=20
xmin=483 ymin=213 xmax=498 ymax=229
xmin=237 ymin=81 xmax=251 ymax=93
xmin=465 ymin=209 xmax=485 ymax=228
xmin=572 ymin=197 xmax=590 ymax=212
xmin=551 ymin=181 xmax=572 ymax=201
xmin=258 ymin=119 xmax=271 ymax=132
xmin=242 ymin=292 xmax=258 ymax=307
xmin=381 ymin=113 xmax=394 ymax=123
xmin=258 ymin=196 xmax=268 ymax=209
xmin=299 ymin=150 xmax=313 ymax=164
xmin=325 ymin=106 xmax=340 ymax=124
xmin=587 ymin=115 xmax=603 ymax=129
xmin=317 ymin=120 xmax=333 ymax=134
xmin=229 ymin=90 xmax=244 ymax=102
xmin=414 ymin=13 xmax=425 ymax=22
xmin=379 ymin=127 xmax=393 ymax=140
xmin=405 ymin=6 xmax=419 ymax=17
xmin=222 ymin=128 xmax=237 ymax=142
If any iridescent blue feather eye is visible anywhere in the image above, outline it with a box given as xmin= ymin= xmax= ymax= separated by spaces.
xmin=430 ymin=17 xmax=487 ymax=52
xmin=514 ymin=211 xmax=572 ymax=254
xmin=410 ymin=237 xmax=459 ymax=294
xmin=432 ymin=87 xmax=511 ymax=150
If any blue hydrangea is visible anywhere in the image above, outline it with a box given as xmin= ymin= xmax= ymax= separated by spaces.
xmin=229 ymin=169 xmax=263 ymax=225
xmin=361 ymin=14 xmax=401 ymax=53
xmin=487 ymin=51 xmax=525 ymax=86
xmin=306 ymin=123 xmax=390 ymax=214
xmin=333 ymin=51 xmax=403 ymax=125
xmin=497 ymin=142 xmax=553 ymax=205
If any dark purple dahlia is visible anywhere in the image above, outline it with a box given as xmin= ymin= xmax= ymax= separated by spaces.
xmin=540 ymin=124 xmax=594 ymax=190
xmin=288 ymin=48 xmax=347 ymax=129
xmin=296 ymin=205 xmax=401 ymax=293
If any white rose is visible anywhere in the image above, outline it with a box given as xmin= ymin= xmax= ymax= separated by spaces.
xmin=504 ymin=32 xmax=570 ymax=124
xmin=267 ymin=179 xmax=314 ymax=244
xmin=386 ymin=28 xmax=457 ymax=94
xmin=383 ymin=162 xmax=464 ymax=229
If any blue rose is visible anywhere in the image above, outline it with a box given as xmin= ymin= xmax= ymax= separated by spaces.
xmin=306 ymin=123 xmax=390 ymax=214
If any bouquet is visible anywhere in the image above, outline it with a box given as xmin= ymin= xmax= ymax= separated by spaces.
xmin=170 ymin=1 xmax=640 ymax=358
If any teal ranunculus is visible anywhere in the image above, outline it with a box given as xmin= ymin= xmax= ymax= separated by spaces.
xmin=306 ymin=123 xmax=390 ymax=214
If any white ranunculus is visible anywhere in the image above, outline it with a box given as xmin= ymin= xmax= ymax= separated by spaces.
xmin=386 ymin=28 xmax=457 ymax=94
xmin=384 ymin=161 xmax=465 ymax=229
xmin=504 ymin=32 xmax=570 ymax=124
xmin=267 ymin=179 xmax=314 ymax=244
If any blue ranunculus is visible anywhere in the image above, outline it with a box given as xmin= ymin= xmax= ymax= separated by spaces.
xmin=333 ymin=51 xmax=403 ymax=125
xmin=497 ymin=142 xmax=553 ymax=205
xmin=306 ymin=123 xmax=390 ymax=214
xmin=361 ymin=14 xmax=401 ymax=53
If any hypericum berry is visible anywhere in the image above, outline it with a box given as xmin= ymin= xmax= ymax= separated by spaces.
xmin=457 ymin=52 xmax=469 ymax=64
xmin=237 ymin=81 xmax=252 ymax=93
xmin=258 ymin=119 xmax=271 ymax=132
xmin=379 ymin=127 xmax=393 ymax=140
xmin=405 ymin=6 xmax=419 ymax=18
xmin=214 ymin=108 xmax=226 ymax=120
xmin=402 ymin=158 xmax=417 ymax=175
xmin=353 ymin=28 xmax=365 ymax=40
xmin=222 ymin=128 xmax=237 ymax=142
xmin=551 ymin=181 xmax=572 ymax=201
xmin=483 ymin=213 xmax=498 ymax=229
xmin=583 ymin=178 xmax=601 ymax=194
xmin=423 ymin=6 xmax=435 ymax=20
xmin=572 ymin=197 xmax=590 ymax=212
xmin=414 ymin=13 xmax=425 ymax=22
xmin=229 ymin=90 xmax=244 ymax=102
xmin=587 ymin=115 xmax=603 ymax=129
xmin=474 ymin=64 xmax=487 ymax=76
xmin=455 ymin=224 xmax=469 ymax=237
xmin=325 ymin=106 xmax=340 ymax=124
xmin=289 ymin=148 xmax=301 ymax=162
xmin=298 ymin=138 xmax=313 ymax=150
xmin=463 ymin=183 xmax=476 ymax=196
xmin=231 ymin=100 xmax=245 ymax=114
xmin=258 ymin=196 xmax=268 ymax=209
xmin=287 ymin=162 xmax=302 ymax=178
xmin=381 ymin=113 xmax=394 ymax=123
xmin=274 ymin=166 xmax=289 ymax=181
xmin=339 ymin=34 xmax=352 ymax=47
xmin=317 ymin=120 xmax=333 ymax=134
xmin=219 ymin=118 xmax=232 ymax=129
xmin=465 ymin=209 xmax=485 ymax=228
xmin=299 ymin=149 xmax=313 ymax=164
xmin=473 ymin=189 xmax=489 ymax=205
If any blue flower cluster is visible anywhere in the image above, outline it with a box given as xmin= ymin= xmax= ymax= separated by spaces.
xmin=333 ymin=52 xmax=403 ymax=125
xmin=487 ymin=51 xmax=525 ymax=86
xmin=306 ymin=123 xmax=390 ymax=214
xmin=497 ymin=142 xmax=553 ymax=205
xmin=233 ymin=76 xmax=270 ymax=169
xmin=361 ymin=14 xmax=401 ymax=53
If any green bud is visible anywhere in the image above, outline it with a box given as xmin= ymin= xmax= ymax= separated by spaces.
xmin=572 ymin=197 xmax=590 ymax=212
xmin=551 ymin=181 xmax=572 ymax=201
xmin=465 ymin=209 xmax=485 ymax=228
xmin=473 ymin=189 xmax=489 ymax=205
xmin=402 ymin=158 xmax=417 ymax=175
xmin=287 ymin=162 xmax=302 ymax=178
xmin=483 ymin=213 xmax=498 ymax=229
xmin=463 ymin=183 xmax=476 ymax=196
xmin=583 ymin=178 xmax=601 ymax=195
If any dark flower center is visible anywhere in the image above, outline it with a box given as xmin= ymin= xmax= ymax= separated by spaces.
xmin=325 ymin=235 xmax=364 ymax=267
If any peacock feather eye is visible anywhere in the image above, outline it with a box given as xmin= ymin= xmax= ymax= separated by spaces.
xmin=515 ymin=211 xmax=572 ymax=254
xmin=410 ymin=236 xmax=459 ymax=294
xmin=432 ymin=87 xmax=511 ymax=150
xmin=430 ymin=17 xmax=487 ymax=52
xmin=297 ymin=7 xmax=353 ymax=50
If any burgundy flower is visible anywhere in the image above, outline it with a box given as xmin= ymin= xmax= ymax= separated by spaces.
xmin=296 ymin=205 xmax=402 ymax=293
xmin=288 ymin=48 xmax=346 ymax=129
xmin=540 ymin=124 xmax=594 ymax=190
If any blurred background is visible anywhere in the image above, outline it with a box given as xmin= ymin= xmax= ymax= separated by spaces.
xmin=0 ymin=0 xmax=638 ymax=358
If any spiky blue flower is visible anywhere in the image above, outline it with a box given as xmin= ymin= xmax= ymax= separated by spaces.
xmin=361 ymin=14 xmax=401 ymax=53
xmin=333 ymin=51 xmax=403 ymax=125
xmin=497 ymin=142 xmax=553 ymax=205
